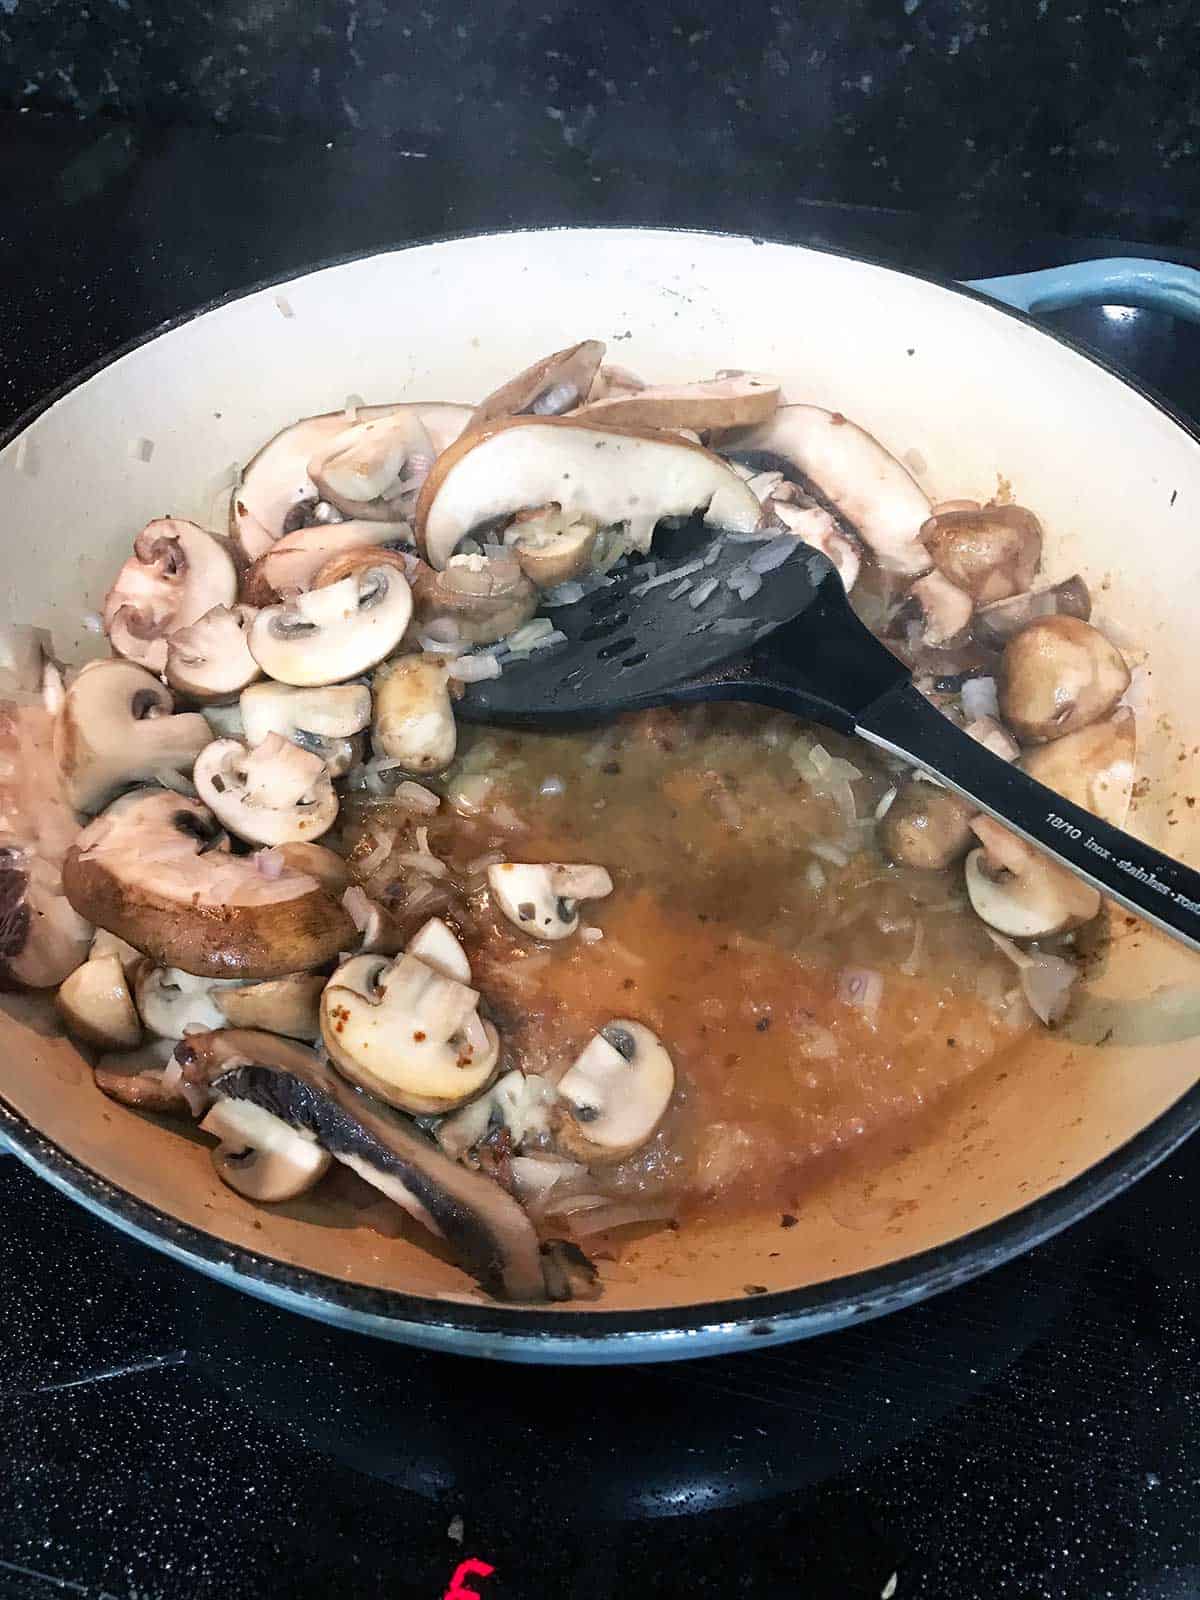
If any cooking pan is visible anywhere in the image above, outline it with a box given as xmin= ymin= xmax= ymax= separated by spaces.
xmin=2 ymin=230 xmax=1200 ymax=1363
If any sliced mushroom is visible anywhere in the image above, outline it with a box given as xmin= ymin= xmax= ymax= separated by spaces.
xmin=249 ymin=566 xmax=412 ymax=686
xmin=879 ymin=778 xmax=977 ymax=871
xmin=771 ymin=502 xmax=861 ymax=592
xmin=57 ymin=951 xmax=142 ymax=1050
xmin=211 ymin=971 xmax=324 ymax=1039
xmin=240 ymin=680 xmax=371 ymax=778
xmin=62 ymin=789 xmax=355 ymax=979
xmin=909 ymin=570 xmax=973 ymax=648
xmin=578 ymin=373 xmax=780 ymax=432
xmin=342 ymin=884 xmax=407 ymax=956
xmin=89 ymin=927 xmax=143 ymax=974
xmin=53 ymin=659 xmax=212 ymax=816
xmin=973 ymin=575 xmax=1091 ymax=648
xmin=231 ymin=404 xmax=471 ymax=562
xmin=555 ymin=1020 xmax=675 ymax=1162
xmin=919 ymin=504 xmax=1042 ymax=603
xmin=271 ymin=841 xmax=353 ymax=894
xmin=586 ymin=362 xmax=646 ymax=404
xmin=416 ymin=416 xmax=763 ymax=569
xmin=503 ymin=504 xmax=599 ymax=588
xmin=407 ymin=916 xmax=471 ymax=983
xmin=469 ymin=340 xmax=607 ymax=430
xmin=93 ymin=1037 xmax=185 ymax=1112
xmin=193 ymin=734 xmax=338 ymax=846
xmin=240 ymin=519 xmax=411 ymax=606
xmin=1022 ymin=710 xmax=1136 ymax=828
xmin=410 ymin=552 xmax=539 ymax=646
xmin=486 ymin=861 xmax=613 ymax=941
xmin=135 ymin=964 xmax=240 ymax=1038
xmin=436 ymin=1068 xmax=559 ymax=1160
xmin=200 ymin=1095 xmax=332 ymax=1202
xmin=177 ymin=1027 xmax=547 ymax=1300
xmin=372 ymin=656 xmax=457 ymax=775
xmin=103 ymin=519 xmax=238 ymax=673
xmin=0 ymin=702 xmax=93 ymax=989
xmin=964 ymin=715 xmax=1022 ymax=763
xmin=202 ymin=701 xmax=245 ymax=741
xmin=311 ymin=545 xmax=413 ymax=590
xmin=321 ymin=952 xmax=499 ymax=1114
xmin=965 ymin=815 xmax=1101 ymax=938
xmin=0 ymin=623 xmax=53 ymax=698
xmin=721 ymin=406 xmax=932 ymax=575
xmin=165 ymin=604 xmax=262 ymax=703
xmin=307 ymin=408 xmax=467 ymax=522
xmin=998 ymin=616 xmax=1131 ymax=743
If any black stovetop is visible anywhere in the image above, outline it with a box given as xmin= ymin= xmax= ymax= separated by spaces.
xmin=1 ymin=113 xmax=1199 ymax=1600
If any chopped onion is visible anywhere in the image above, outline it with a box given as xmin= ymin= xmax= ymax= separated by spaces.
xmin=392 ymin=781 xmax=440 ymax=816
xmin=418 ymin=634 xmax=463 ymax=656
xmin=465 ymin=849 xmax=506 ymax=875
xmin=689 ymin=577 xmax=720 ymax=608
xmin=874 ymin=785 xmax=898 ymax=820
xmin=732 ymin=571 xmax=763 ymax=602
xmin=505 ymin=618 xmax=555 ymax=652
xmin=252 ymin=847 xmax=287 ymax=881
xmin=809 ymin=840 xmax=849 ymax=867
xmin=579 ymin=925 xmax=604 ymax=943
xmin=392 ymin=851 xmax=448 ymax=878
xmin=837 ymin=966 xmax=884 ymax=1022
xmin=566 ymin=1199 xmax=677 ymax=1237
xmin=748 ymin=535 xmax=798 ymax=574
xmin=632 ymin=559 xmax=704 ymax=596
xmin=668 ymin=578 xmax=694 ymax=600
xmin=541 ymin=579 xmax=587 ymax=607
xmin=449 ymin=653 xmax=502 ymax=683
xmin=539 ymin=774 xmax=566 ymax=797
xmin=358 ymin=829 xmax=396 ymax=878
xmin=960 ymin=675 xmax=1000 ymax=722
xmin=986 ymin=931 xmax=1079 ymax=1025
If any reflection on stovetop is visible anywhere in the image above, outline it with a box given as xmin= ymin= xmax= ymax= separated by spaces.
xmin=1 ymin=1146 xmax=1198 ymax=1599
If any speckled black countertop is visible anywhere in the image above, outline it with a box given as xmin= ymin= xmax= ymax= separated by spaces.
xmin=1 ymin=108 xmax=1200 ymax=1600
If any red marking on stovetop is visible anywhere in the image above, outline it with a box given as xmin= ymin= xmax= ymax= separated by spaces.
xmin=443 ymin=1556 xmax=495 ymax=1599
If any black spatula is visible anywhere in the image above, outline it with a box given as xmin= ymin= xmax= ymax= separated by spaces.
xmin=459 ymin=531 xmax=1200 ymax=954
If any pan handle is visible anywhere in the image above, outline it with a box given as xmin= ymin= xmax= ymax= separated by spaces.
xmin=966 ymin=257 xmax=1200 ymax=324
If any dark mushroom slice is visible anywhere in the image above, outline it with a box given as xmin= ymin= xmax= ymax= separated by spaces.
xmin=178 ymin=1028 xmax=549 ymax=1302
xmin=468 ymin=340 xmax=606 ymax=430
xmin=62 ymin=789 xmax=355 ymax=980
xmin=973 ymin=575 xmax=1091 ymax=649
xmin=409 ymin=552 xmax=538 ymax=647
xmin=879 ymin=777 xmax=977 ymax=871
xmin=94 ymin=1038 xmax=187 ymax=1112
xmin=918 ymin=504 xmax=1043 ymax=603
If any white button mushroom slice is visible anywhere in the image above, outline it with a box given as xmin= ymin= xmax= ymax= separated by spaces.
xmin=772 ymin=501 xmax=862 ymax=593
xmin=410 ymin=551 xmax=539 ymax=646
xmin=555 ymin=1021 xmax=675 ymax=1162
xmin=212 ymin=971 xmax=324 ymax=1039
xmin=62 ymin=790 xmax=356 ymax=979
xmin=436 ymin=1069 xmax=560 ymax=1160
xmin=469 ymin=340 xmax=607 ymax=430
xmin=249 ymin=565 xmax=412 ymax=686
xmin=193 ymin=734 xmax=338 ymax=847
xmin=239 ymin=680 xmax=371 ymax=778
xmin=93 ymin=1037 xmax=186 ymax=1113
xmin=416 ymin=416 xmax=763 ymax=569
xmin=503 ymin=504 xmax=600 ymax=588
xmin=577 ymin=373 xmax=780 ymax=432
xmin=103 ymin=519 xmax=238 ymax=673
xmin=0 ymin=702 xmax=93 ymax=989
xmin=919 ymin=504 xmax=1043 ymax=603
xmin=56 ymin=951 xmax=142 ymax=1050
xmin=165 ymin=604 xmax=263 ymax=704
xmin=231 ymin=403 xmax=472 ymax=562
xmin=321 ymin=952 xmax=500 ymax=1115
xmin=965 ymin=815 xmax=1102 ymax=939
xmin=1021 ymin=710 xmax=1136 ymax=829
xmin=407 ymin=916 xmax=471 ymax=983
xmin=372 ymin=656 xmax=457 ymax=774
xmin=999 ymin=616 xmax=1131 ymax=744
xmin=200 ymin=1095 xmax=332 ymax=1202
xmin=909 ymin=570 xmax=973 ymax=648
xmin=53 ymin=658 xmax=212 ymax=816
xmin=241 ymin=519 xmax=412 ymax=606
xmin=486 ymin=861 xmax=613 ymax=941
xmin=178 ymin=1028 xmax=547 ymax=1301
xmin=721 ymin=405 xmax=933 ymax=576
xmin=135 ymin=964 xmax=243 ymax=1038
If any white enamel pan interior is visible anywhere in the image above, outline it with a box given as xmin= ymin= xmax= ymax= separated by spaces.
xmin=2 ymin=228 xmax=1200 ymax=1364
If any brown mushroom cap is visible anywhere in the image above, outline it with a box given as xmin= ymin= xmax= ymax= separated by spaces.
xmin=409 ymin=552 xmax=538 ymax=646
xmin=469 ymin=340 xmax=606 ymax=430
xmin=93 ymin=1038 xmax=186 ymax=1112
xmin=103 ymin=519 xmax=238 ymax=674
xmin=62 ymin=790 xmax=355 ymax=979
xmin=241 ymin=521 xmax=410 ymax=607
xmin=1021 ymin=710 xmax=1136 ymax=828
xmin=919 ymin=504 xmax=1043 ymax=603
xmin=879 ymin=778 xmax=977 ymax=871
xmin=311 ymin=545 xmax=414 ymax=588
xmin=998 ymin=615 xmax=1131 ymax=743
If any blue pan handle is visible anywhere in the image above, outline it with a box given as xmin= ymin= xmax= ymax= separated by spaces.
xmin=967 ymin=257 xmax=1200 ymax=323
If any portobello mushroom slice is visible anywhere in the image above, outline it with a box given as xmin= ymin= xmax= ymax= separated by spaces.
xmin=468 ymin=340 xmax=606 ymax=430
xmin=62 ymin=789 xmax=355 ymax=979
xmin=178 ymin=1029 xmax=549 ymax=1302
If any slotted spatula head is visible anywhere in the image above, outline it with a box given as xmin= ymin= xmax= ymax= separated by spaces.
xmin=457 ymin=529 xmax=840 ymax=726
